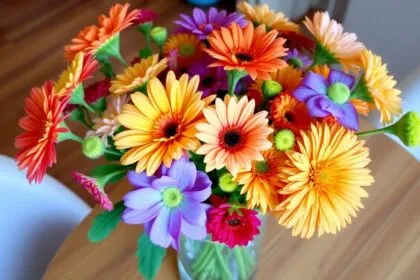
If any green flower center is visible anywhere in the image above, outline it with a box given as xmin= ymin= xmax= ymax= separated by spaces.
xmin=262 ymin=80 xmax=283 ymax=99
xmin=219 ymin=173 xmax=238 ymax=193
xmin=274 ymin=129 xmax=295 ymax=151
xmin=179 ymin=43 xmax=196 ymax=57
xmin=162 ymin=187 xmax=183 ymax=207
xmin=327 ymin=82 xmax=351 ymax=104
xmin=288 ymin=57 xmax=304 ymax=68
xmin=82 ymin=136 xmax=105 ymax=159
xmin=255 ymin=160 xmax=269 ymax=173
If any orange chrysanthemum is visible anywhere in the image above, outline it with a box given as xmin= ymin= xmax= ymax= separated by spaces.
xmin=234 ymin=148 xmax=287 ymax=213
xmin=359 ymin=49 xmax=402 ymax=124
xmin=110 ymin=54 xmax=168 ymax=95
xmin=196 ymin=95 xmax=273 ymax=175
xmin=15 ymin=81 xmax=69 ymax=183
xmin=304 ymin=12 xmax=365 ymax=70
xmin=274 ymin=123 xmax=374 ymax=238
xmin=237 ymin=1 xmax=299 ymax=33
xmin=205 ymin=23 xmax=288 ymax=80
xmin=64 ymin=3 xmax=140 ymax=60
xmin=312 ymin=64 xmax=371 ymax=116
xmin=115 ymin=72 xmax=214 ymax=175
xmin=55 ymin=52 xmax=98 ymax=96
xmin=269 ymin=93 xmax=312 ymax=135
xmin=250 ymin=66 xmax=302 ymax=97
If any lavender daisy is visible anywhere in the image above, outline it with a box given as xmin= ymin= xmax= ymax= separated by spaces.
xmin=188 ymin=57 xmax=227 ymax=97
xmin=122 ymin=157 xmax=212 ymax=250
xmin=293 ymin=69 xmax=359 ymax=130
xmin=174 ymin=7 xmax=247 ymax=40
xmin=285 ymin=48 xmax=312 ymax=69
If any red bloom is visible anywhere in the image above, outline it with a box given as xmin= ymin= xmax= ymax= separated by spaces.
xmin=132 ymin=8 xmax=158 ymax=25
xmin=206 ymin=203 xmax=261 ymax=248
xmin=15 ymin=81 xmax=69 ymax=183
xmin=282 ymin=31 xmax=315 ymax=53
xmin=72 ymin=172 xmax=113 ymax=211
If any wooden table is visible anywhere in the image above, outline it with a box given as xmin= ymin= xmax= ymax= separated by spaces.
xmin=42 ymin=119 xmax=420 ymax=280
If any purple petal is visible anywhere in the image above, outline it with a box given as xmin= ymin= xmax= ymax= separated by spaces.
xmin=183 ymin=171 xmax=212 ymax=202
xmin=151 ymin=176 xmax=178 ymax=191
xmin=181 ymin=200 xmax=207 ymax=226
xmin=181 ymin=219 xmax=207 ymax=240
xmin=193 ymin=8 xmax=207 ymax=24
xmin=174 ymin=20 xmax=195 ymax=31
xmin=127 ymin=171 xmax=156 ymax=189
xmin=179 ymin=14 xmax=196 ymax=28
xmin=328 ymin=69 xmax=355 ymax=89
xmin=337 ymin=103 xmax=359 ymax=130
xmin=168 ymin=208 xmax=182 ymax=250
xmin=293 ymin=86 xmax=321 ymax=102
xmin=149 ymin=207 xmax=172 ymax=248
xmin=168 ymin=159 xmax=197 ymax=191
xmin=302 ymin=72 xmax=328 ymax=93
xmin=208 ymin=7 xmax=218 ymax=22
xmin=122 ymin=203 xmax=163 ymax=224
xmin=306 ymin=95 xmax=330 ymax=118
xmin=144 ymin=220 xmax=153 ymax=236
xmin=319 ymin=97 xmax=345 ymax=117
xmin=123 ymin=188 xmax=162 ymax=210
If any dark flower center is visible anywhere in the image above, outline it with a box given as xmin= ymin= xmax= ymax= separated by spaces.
xmin=284 ymin=111 xmax=295 ymax=123
xmin=235 ymin=52 xmax=253 ymax=62
xmin=227 ymin=217 xmax=241 ymax=226
xmin=202 ymin=76 xmax=215 ymax=87
xmin=164 ymin=122 xmax=178 ymax=138
xmin=223 ymin=131 xmax=241 ymax=147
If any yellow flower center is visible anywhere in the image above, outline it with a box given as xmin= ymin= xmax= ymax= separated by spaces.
xmin=310 ymin=166 xmax=333 ymax=192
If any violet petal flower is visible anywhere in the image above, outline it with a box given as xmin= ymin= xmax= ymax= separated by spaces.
xmin=293 ymin=69 xmax=359 ymax=130
xmin=285 ymin=48 xmax=312 ymax=68
xmin=174 ymin=7 xmax=247 ymax=40
xmin=122 ymin=158 xmax=212 ymax=250
xmin=188 ymin=56 xmax=227 ymax=97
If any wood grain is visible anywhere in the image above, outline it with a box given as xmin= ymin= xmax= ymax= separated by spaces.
xmin=1 ymin=1 xmax=419 ymax=280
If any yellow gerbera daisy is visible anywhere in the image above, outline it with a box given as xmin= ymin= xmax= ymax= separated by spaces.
xmin=359 ymin=49 xmax=402 ymax=124
xmin=250 ymin=66 xmax=302 ymax=95
xmin=234 ymin=148 xmax=287 ymax=213
xmin=114 ymin=71 xmax=214 ymax=175
xmin=275 ymin=123 xmax=374 ymax=239
xmin=237 ymin=1 xmax=299 ymax=33
xmin=304 ymin=11 xmax=364 ymax=70
xmin=110 ymin=54 xmax=167 ymax=95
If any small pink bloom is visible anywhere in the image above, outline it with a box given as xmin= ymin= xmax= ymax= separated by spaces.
xmin=72 ymin=172 xmax=113 ymax=211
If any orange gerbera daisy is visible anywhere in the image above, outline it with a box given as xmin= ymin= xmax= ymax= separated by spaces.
xmin=15 ymin=81 xmax=69 ymax=183
xmin=250 ymin=66 xmax=302 ymax=97
xmin=237 ymin=1 xmax=299 ymax=33
xmin=110 ymin=54 xmax=168 ymax=95
xmin=269 ymin=93 xmax=312 ymax=135
xmin=304 ymin=12 xmax=364 ymax=70
xmin=312 ymin=64 xmax=371 ymax=116
xmin=114 ymin=71 xmax=214 ymax=175
xmin=205 ymin=23 xmax=288 ymax=80
xmin=65 ymin=3 xmax=140 ymax=60
xmin=274 ymin=123 xmax=374 ymax=238
xmin=196 ymin=95 xmax=273 ymax=175
xmin=234 ymin=148 xmax=287 ymax=213
xmin=55 ymin=52 xmax=98 ymax=97
xmin=359 ymin=49 xmax=402 ymax=124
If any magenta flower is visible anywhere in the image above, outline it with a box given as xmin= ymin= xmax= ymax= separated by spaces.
xmin=132 ymin=8 xmax=158 ymax=25
xmin=285 ymin=48 xmax=312 ymax=69
xmin=293 ymin=69 xmax=359 ymax=130
xmin=122 ymin=158 xmax=212 ymax=250
xmin=174 ymin=7 xmax=247 ymax=40
xmin=72 ymin=172 xmax=113 ymax=211
xmin=188 ymin=56 xmax=227 ymax=97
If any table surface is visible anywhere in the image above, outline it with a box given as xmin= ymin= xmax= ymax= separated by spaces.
xmin=1 ymin=1 xmax=419 ymax=280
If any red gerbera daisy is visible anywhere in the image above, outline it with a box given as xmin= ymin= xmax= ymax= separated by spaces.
xmin=15 ymin=81 xmax=69 ymax=183
xmin=206 ymin=203 xmax=261 ymax=248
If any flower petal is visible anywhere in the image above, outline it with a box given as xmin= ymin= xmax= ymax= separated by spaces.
xmin=127 ymin=171 xmax=156 ymax=188
xmin=151 ymin=176 xmax=178 ymax=191
xmin=168 ymin=208 xmax=182 ymax=250
xmin=123 ymin=188 xmax=162 ymax=210
xmin=122 ymin=202 xmax=163 ymax=224
xmin=328 ymin=69 xmax=355 ymax=89
xmin=337 ymin=103 xmax=359 ymax=130
xmin=149 ymin=207 xmax=172 ymax=248
xmin=168 ymin=159 xmax=197 ymax=190
xmin=183 ymin=171 xmax=212 ymax=202
xmin=181 ymin=219 xmax=207 ymax=240
xmin=319 ymin=97 xmax=345 ymax=117
xmin=306 ymin=95 xmax=330 ymax=117
xmin=293 ymin=86 xmax=321 ymax=102
xmin=181 ymin=199 xmax=208 ymax=226
xmin=302 ymin=72 xmax=328 ymax=93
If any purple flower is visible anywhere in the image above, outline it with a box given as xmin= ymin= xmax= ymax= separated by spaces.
xmin=174 ymin=7 xmax=247 ymax=40
xmin=293 ymin=69 xmax=359 ymax=130
xmin=285 ymin=49 xmax=312 ymax=69
xmin=122 ymin=158 xmax=212 ymax=250
xmin=188 ymin=56 xmax=227 ymax=97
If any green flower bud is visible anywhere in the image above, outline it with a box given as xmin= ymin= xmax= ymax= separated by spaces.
xmin=262 ymin=80 xmax=283 ymax=99
xmin=219 ymin=172 xmax=238 ymax=193
xmin=288 ymin=57 xmax=304 ymax=69
xmin=137 ymin=22 xmax=153 ymax=34
xmin=327 ymin=82 xmax=351 ymax=104
xmin=274 ymin=129 xmax=295 ymax=151
xmin=392 ymin=111 xmax=420 ymax=147
xmin=150 ymin=26 xmax=168 ymax=47
xmin=82 ymin=136 xmax=105 ymax=159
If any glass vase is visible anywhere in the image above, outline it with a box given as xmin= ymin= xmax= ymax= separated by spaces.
xmin=177 ymin=216 xmax=266 ymax=280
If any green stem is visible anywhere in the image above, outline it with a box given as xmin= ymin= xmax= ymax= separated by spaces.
xmin=104 ymin=149 xmax=123 ymax=157
xmin=191 ymin=242 xmax=212 ymax=271
xmin=114 ymin=52 xmax=128 ymax=66
xmin=57 ymin=131 xmax=83 ymax=143
xmin=227 ymin=69 xmax=247 ymax=96
xmin=194 ymin=244 xmax=215 ymax=274
xmin=234 ymin=247 xmax=247 ymax=280
xmin=215 ymin=245 xmax=233 ymax=280
xmin=356 ymin=126 xmax=393 ymax=137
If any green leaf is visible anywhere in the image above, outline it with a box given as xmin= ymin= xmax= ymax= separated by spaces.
xmin=97 ymin=57 xmax=115 ymax=78
xmin=137 ymin=233 xmax=167 ymax=280
xmin=350 ymin=78 xmax=374 ymax=102
xmin=88 ymin=201 xmax=126 ymax=243
xmin=313 ymin=41 xmax=339 ymax=66
xmin=90 ymin=164 xmax=127 ymax=183
xmin=139 ymin=47 xmax=153 ymax=59
xmin=189 ymin=151 xmax=206 ymax=172
xmin=90 ymin=97 xmax=107 ymax=113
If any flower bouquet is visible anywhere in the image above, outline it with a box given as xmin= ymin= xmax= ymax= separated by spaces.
xmin=15 ymin=2 xmax=419 ymax=280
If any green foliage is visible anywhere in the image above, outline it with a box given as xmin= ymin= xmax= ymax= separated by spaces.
xmin=313 ymin=42 xmax=339 ymax=66
xmin=350 ymin=78 xmax=374 ymax=102
xmin=189 ymin=151 xmax=206 ymax=172
xmin=87 ymin=201 xmax=126 ymax=243
xmin=90 ymin=97 xmax=107 ymax=113
xmin=89 ymin=164 xmax=127 ymax=184
xmin=137 ymin=233 xmax=167 ymax=280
